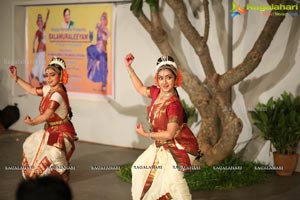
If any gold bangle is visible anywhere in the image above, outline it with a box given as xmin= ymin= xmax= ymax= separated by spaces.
xmin=128 ymin=69 xmax=134 ymax=77
xmin=150 ymin=132 xmax=154 ymax=139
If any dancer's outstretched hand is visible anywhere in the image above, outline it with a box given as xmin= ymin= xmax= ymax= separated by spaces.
xmin=135 ymin=123 xmax=147 ymax=138
xmin=124 ymin=53 xmax=135 ymax=67
xmin=9 ymin=66 xmax=18 ymax=81
xmin=24 ymin=115 xmax=33 ymax=125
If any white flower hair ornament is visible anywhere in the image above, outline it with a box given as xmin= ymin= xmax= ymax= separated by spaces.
xmin=47 ymin=56 xmax=69 ymax=85
xmin=156 ymin=55 xmax=177 ymax=70
xmin=48 ymin=56 xmax=66 ymax=70
xmin=154 ymin=55 xmax=182 ymax=87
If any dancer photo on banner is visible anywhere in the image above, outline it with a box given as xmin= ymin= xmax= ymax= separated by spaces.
xmin=87 ymin=11 xmax=111 ymax=92
xmin=26 ymin=4 xmax=114 ymax=99
xmin=30 ymin=9 xmax=50 ymax=87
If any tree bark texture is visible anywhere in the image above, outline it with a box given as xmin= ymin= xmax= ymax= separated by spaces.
xmin=131 ymin=0 xmax=288 ymax=165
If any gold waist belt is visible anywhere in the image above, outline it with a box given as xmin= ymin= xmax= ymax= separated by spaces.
xmin=155 ymin=140 xmax=172 ymax=147
xmin=45 ymin=118 xmax=69 ymax=127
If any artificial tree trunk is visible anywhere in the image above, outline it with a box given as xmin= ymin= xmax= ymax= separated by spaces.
xmin=130 ymin=0 xmax=288 ymax=166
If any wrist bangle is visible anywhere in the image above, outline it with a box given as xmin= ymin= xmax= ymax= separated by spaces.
xmin=15 ymin=76 xmax=19 ymax=83
xmin=149 ymin=132 xmax=154 ymax=139
xmin=128 ymin=69 xmax=134 ymax=77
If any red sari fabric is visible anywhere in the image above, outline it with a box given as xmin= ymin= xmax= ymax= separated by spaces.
xmin=22 ymin=86 xmax=76 ymax=179
xmin=39 ymin=87 xmax=76 ymax=153
xmin=39 ymin=87 xmax=76 ymax=155
xmin=147 ymin=86 xmax=199 ymax=170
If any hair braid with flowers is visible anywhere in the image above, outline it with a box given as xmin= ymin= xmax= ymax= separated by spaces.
xmin=47 ymin=57 xmax=73 ymax=120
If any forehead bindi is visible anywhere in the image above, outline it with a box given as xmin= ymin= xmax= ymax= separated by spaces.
xmin=158 ymin=69 xmax=173 ymax=77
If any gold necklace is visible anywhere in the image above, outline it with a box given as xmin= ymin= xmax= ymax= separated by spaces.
xmin=159 ymin=92 xmax=174 ymax=101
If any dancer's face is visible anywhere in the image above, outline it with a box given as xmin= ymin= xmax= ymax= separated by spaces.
xmin=44 ymin=68 xmax=60 ymax=87
xmin=157 ymin=68 xmax=176 ymax=93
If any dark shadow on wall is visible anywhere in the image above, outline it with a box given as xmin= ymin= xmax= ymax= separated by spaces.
xmin=212 ymin=0 xmax=249 ymax=71
xmin=237 ymin=16 xmax=300 ymax=108
xmin=0 ymin=70 xmax=10 ymax=106
xmin=234 ymin=17 xmax=300 ymax=160
xmin=212 ymin=0 xmax=229 ymax=68
xmin=105 ymin=76 xmax=154 ymax=149
xmin=160 ymin=0 xmax=192 ymax=74
xmin=232 ymin=0 xmax=249 ymax=50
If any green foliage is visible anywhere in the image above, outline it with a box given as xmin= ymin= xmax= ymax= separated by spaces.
xmin=130 ymin=0 xmax=143 ymax=16
xmin=116 ymin=163 xmax=132 ymax=183
xmin=116 ymin=156 xmax=271 ymax=190
xmin=146 ymin=0 xmax=159 ymax=12
xmin=130 ymin=0 xmax=159 ymax=16
xmin=185 ymin=156 xmax=272 ymax=190
xmin=250 ymin=91 xmax=300 ymax=154
xmin=181 ymin=99 xmax=198 ymax=127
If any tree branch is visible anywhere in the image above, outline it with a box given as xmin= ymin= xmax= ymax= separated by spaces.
xmin=166 ymin=0 xmax=216 ymax=78
xmin=134 ymin=10 xmax=152 ymax=34
xmin=219 ymin=13 xmax=286 ymax=91
xmin=132 ymin=0 xmax=214 ymax=123
xmin=202 ymin=0 xmax=210 ymax=45
xmin=219 ymin=0 xmax=294 ymax=90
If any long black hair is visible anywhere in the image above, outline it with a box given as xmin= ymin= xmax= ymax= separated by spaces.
xmin=48 ymin=57 xmax=73 ymax=120
xmin=60 ymin=84 xmax=73 ymax=120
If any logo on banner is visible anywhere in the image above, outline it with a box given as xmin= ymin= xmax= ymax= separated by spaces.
xmin=230 ymin=2 xmax=247 ymax=18
xmin=230 ymin=1 xmax=299 ymax=18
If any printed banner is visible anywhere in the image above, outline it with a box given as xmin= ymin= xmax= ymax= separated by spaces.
xmin=26 ymin=4 xmax=114 ymax=98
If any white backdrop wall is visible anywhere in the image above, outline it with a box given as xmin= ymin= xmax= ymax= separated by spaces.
xmin=231 ymin=0 xmax=300 ymax=163
xmin=0 ymin=0 xmax=299 ymax=159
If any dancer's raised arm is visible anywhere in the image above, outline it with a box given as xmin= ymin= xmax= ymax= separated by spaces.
xmin=8 ymin=66 xmax=37 ymax=95
xmin=124 ymin=53 xmax=147 ymax=97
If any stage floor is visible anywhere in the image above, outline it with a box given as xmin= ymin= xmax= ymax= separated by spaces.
xmin=1 ymin=130 xmax=300 ymax=200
